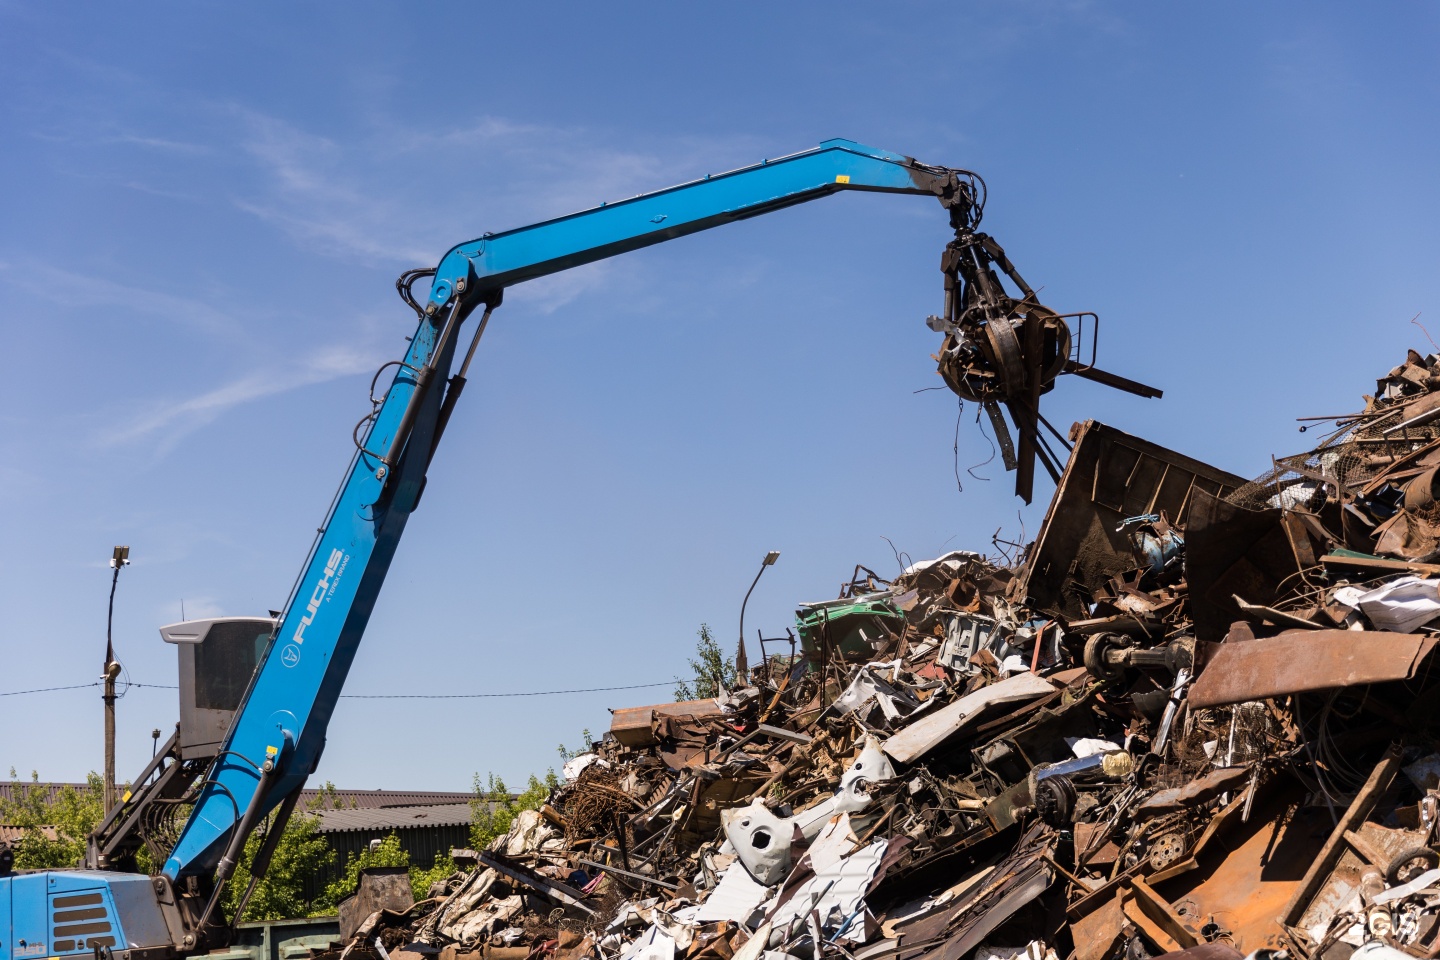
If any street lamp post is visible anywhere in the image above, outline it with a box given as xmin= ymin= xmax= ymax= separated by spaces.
xmin=737 ymin=551 xmax=780 ymax=684
xmin=103 ymin=546 xmax=129 ymax=815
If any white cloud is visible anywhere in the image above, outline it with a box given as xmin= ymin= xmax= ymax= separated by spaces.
xmin=0 ymin=260 xmax=242 ymax=338
xmin=229 ymin=108 xmax=437 ymax=264
xmin=225 ymin=106 xmax=770 ymax=282
xmin=101 ymin=342 xmax=380 ymax=453
xmin=505 ymin=261 xmax=612 ymax=315
xmin=107 ymin=133 xmax=211 ymax=155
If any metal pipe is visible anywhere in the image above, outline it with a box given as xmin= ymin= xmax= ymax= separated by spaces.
xmin=1383 ymin=404 xmax=1440 ymax=436
xmin=429 ymin=301 xmax=499 ymax=461
xmin=1153 ymin=667 xmax=1192 ymax=754
xmin=229 ymin=786 xmax=303 ymax=931
xmin=575 ymin=857 xmax=679 ymax=891
xmin=196 ymin=760 xmax=278 ymax=935
xmin=378 ymin=297 xmax=464 ymax=477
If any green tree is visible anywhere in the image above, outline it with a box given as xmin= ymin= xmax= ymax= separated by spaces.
xmin=556 ymin=730 xmax=594 ymax=764
xmin=221 ymin=790 xmax=338 ymax=922
xmin=674 ymin=623 xmax=735 ymax=700
xmin=316 ymin=835 xmax=464 ymax=907
xmin=469 ymin=772 xmax=557 ymax=851
xmin=408 ymin=851 xmax=460 ymax=902
xmin=318 ymin=833 xmax=409 ymax=910
xmin=0 ymin=771 xmax=106 ymax=869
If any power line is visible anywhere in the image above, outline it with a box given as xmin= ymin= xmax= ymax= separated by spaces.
xmin=4 ymin=680 xmax=675 ymax=700
xmin=339 ymin=682 xmax=673 ymax=699
xmin=0 ymin=682 xmax=101 ymax=697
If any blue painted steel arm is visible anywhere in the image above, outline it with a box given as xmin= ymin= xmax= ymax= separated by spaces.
xmin=161 ymin=138 xmax=970 ymax=882
xmin=419 ymin=138 xmax=967 ymax=311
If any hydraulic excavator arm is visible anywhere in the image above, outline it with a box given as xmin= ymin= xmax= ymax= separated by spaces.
xmin=0 ymin=139 xmax=1155 ymax=960
xmin=165 ymin=141 xmax=986 ymax=888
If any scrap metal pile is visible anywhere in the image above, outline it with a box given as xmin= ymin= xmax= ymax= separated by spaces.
xmin=335 ymin=349 xmax=1440 ymax=960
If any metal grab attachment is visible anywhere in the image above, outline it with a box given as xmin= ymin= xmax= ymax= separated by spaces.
xmin=927 ymin=223 xmax=1163 ymax=502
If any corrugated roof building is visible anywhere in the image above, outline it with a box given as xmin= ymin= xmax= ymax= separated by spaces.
xmin=309 ymin=802 xmax=475 ymax=892
xmin=301 ymin=789 xmax=476 ymax=810
xmin=0 ymin=783 xmax=478 ymax=810
xmin=3 ymin=783 xmax=489 ymax=896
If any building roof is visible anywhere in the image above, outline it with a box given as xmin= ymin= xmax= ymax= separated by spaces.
xmin=312 ymin=802 xmax=474 ymax=834
xmin=299 ymin=788 xmax=477 ymax=809
xmin=0 ymin=782 xmax=86 ymax=805
xmin=0 ymin=825 xmax=59 ymax=843
xmin=0 ymin=782 xmax=478 ymax=810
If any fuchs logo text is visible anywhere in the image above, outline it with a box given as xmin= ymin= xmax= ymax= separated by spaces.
xmin=294 ymin=548 xmax=344 ymax=645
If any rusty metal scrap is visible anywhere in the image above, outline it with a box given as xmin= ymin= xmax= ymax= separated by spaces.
xmin=1188 ymin=629 xmax=1439 ymax=707
xmin=317 ymin=348 xmax=1440 ymax=960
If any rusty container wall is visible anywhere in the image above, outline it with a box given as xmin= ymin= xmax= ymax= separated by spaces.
xmin=609 ymin=698 xmax=724 ymax=747
xmin=1184 ymin=489 xmax=1307 ymax=641
xmin=1013 ymin=420 xmax=1247 ymax=619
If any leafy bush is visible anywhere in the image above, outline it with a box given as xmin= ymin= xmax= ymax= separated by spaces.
xmin=470 ymin=772 xmax=557 ymax=850
xmin=222 ymin=790 xmax=337 ymax=921
xmin=674 ymin=623 xmax=735 ymax=700
xmin=318 ymin=832 xmax=408 ymax=908
xmin=0 ymin=770 xmax=106 ymax=869
xmin=0 ymin=771 xmax=559 ymax=920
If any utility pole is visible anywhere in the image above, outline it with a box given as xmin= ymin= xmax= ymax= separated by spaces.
xmin=104 ymin=545 xmax=130 ymax=815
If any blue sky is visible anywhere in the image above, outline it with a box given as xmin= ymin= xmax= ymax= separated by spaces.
xmin=2 ymin=3 xmax=1438 ymax=791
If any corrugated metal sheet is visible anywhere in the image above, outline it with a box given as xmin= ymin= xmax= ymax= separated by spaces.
xmin=0 ymin=782 xmax=481 ymax=810
xmin=300 ymin=789 xmax=477 ymax=810
xmin=313 ymin=803 xmax=473 ymax=834
xmin=303 ymin=817 xmax=476 ymax=901
xmin=0 ymin=782 xmax=87 ymax=804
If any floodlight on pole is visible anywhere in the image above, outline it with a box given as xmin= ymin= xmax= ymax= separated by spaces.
xmin=738 ymin=551 xmax=780 ymax=682
xmin=103 ymin=545 xmax=130 ymax=816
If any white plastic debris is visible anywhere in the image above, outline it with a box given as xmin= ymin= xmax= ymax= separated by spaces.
xmin=1373 ymin=868 xmax=1440 ymax=905
xmin=1353 ymin=940 xmax=1416 ymax=960
xmin=1066 ymin=738 xmax=1122 ymax=758
xmin=901 ymin=550 xmax=987 ymax=578
xmin=767 ymin=815 xmax=889 ymax=946
xmin=1355 ymin=577 xmax=1440 ymax=633
xmin=835 ymin=736 xmax=896 ymax=813
xmin=694 ymin=860 xmax=773 ymax=925
xmin=884 ymin=671 xmax=1055 ymax=764
xmin=727 ymin=924 xmax=773 ymax=960
xmin=1268 ymin=480 xmax=1322 ymax=510
xmin=497 ymin=808 xmax=557 ymax=856
xmin=721 ymin=798 xmax=793 ymax=885
xmin=618 ymin=925 xmax=676 ymax=960
xmin=561 ymin=752 xmax=609 ymax=781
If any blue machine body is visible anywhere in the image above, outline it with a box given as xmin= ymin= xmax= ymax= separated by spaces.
xmin=1 ymin=139 xmax=972 ymax=960
xmin=3 ymin=872 xmax=174 ymax=960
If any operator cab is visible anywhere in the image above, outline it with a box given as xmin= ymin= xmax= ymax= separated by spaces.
xmin=159 ymin=616 xmax=276 ymax=760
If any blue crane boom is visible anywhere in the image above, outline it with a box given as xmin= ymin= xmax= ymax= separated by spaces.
xmin=162 ymin=140 xmax=973 ymax=888
xmin=0 ymin=139 xmax=974 ymax=960
xmin=0 ymin=138 xmax=1150 ymax=960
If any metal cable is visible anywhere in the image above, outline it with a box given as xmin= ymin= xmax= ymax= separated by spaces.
xmin=10 ymin=680 xmax=677 ymax=699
